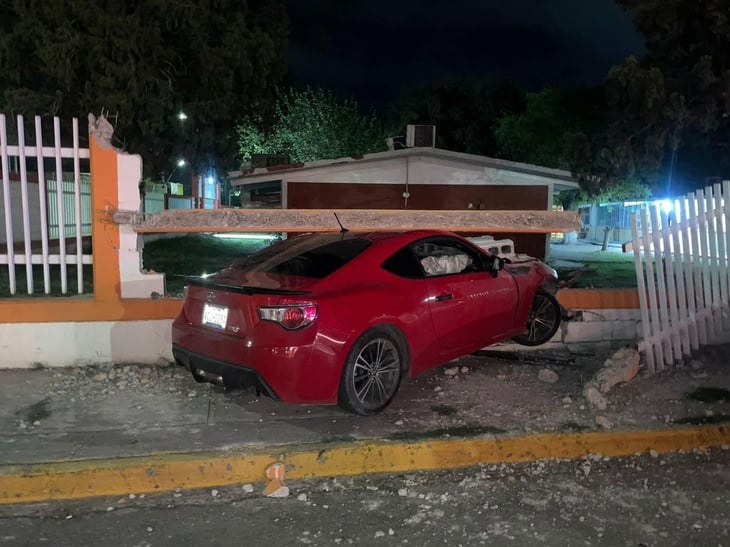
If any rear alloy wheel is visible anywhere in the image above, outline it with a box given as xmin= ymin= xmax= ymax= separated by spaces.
xmin=512 ymin=291 xmax=561 ymax=346
xmin=338 ymin=327 xmax=404 ymax=416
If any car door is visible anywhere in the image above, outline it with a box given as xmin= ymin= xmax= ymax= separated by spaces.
xmin=415 ymin=237 xmax=518 ymax=353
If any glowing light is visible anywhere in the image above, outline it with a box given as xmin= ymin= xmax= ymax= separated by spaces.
xmin=213 ymin=233 xmax=280 ymax=240
xmin=206 ymin=176 xmax=215 ymax=184
xmin=659 ymin=199 xmax=673 ymax=214
xmin=178 ymin=112 xmax=188 ymax=121
xmin=177 ymin=159 xmax=186 ymax=168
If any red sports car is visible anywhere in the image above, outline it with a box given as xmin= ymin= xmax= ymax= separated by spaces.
xmin=172 ymin=230 xmax=561 ymax=415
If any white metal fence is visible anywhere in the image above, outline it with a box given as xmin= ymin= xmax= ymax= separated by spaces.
xmin=0 ymin=114 xmax=92 ymax=296
xmin=630 ymin=180 xmax=730 ymax=373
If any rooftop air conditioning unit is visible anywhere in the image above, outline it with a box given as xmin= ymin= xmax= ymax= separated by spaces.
xmin=406 ymin=124 xmax=436 ymax=148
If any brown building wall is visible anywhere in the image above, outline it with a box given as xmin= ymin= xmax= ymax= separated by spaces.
xmin=287 ymin=182 xmax=549 ymax=259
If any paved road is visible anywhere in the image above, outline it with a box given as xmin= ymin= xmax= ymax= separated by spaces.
xmin=1 ymin=448 xmax=727 ymax=546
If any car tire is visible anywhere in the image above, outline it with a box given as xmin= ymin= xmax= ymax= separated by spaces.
xmin=512 ymin=291 xmax=561 ymax=347
xmin=337 ymin=326 xmax=405 ymax=416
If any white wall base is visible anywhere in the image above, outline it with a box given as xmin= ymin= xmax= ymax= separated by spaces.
xmin=0 ymin=320 xmax=173 ymax=368
xmin=0 ymin=309 xmax=660 ymax=369
xmin=537 ymin=308 xmax=641 ymax=353
xmin=120 ymin=273 xmax=166 ymax=299
xmin=490 ymin=309 xmax=643 ymax=354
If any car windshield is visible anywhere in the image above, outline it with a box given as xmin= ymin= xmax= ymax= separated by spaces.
xmin=232 ymin=234 xmax=372 ymax=279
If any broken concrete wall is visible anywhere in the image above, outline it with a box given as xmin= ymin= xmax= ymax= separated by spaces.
xmin=549 ymin=309 xmax=641 ymax=352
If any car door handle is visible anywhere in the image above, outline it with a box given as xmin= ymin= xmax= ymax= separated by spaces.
xmin=435 ymin=293 xmax=453 ymax=302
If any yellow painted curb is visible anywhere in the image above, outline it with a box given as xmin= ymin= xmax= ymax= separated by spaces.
xmin=1 ymin=424 xmax=728 ymax=504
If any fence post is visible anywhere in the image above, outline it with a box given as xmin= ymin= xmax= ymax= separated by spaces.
xmin=88 ymin=114 xmax=164 ymax=300
xmin=88 ymin=119 xmax=121 ymax=302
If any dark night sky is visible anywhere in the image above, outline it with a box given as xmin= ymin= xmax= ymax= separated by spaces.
xmin=281 ymin=0 xmax=645 ymax=108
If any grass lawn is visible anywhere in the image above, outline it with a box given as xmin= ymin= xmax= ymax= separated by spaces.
xmin=0 ymin=265 xmax=93 ymax=297
xmin=142 ymin=234 xmax=271 ymax=296
xmin=548 ymin=249 xmax=638 ymax=289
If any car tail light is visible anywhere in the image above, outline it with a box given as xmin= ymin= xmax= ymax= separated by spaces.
xmin=258 ymin=304 xmax=318 ymax=330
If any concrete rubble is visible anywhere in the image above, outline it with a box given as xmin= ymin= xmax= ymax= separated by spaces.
xmin=1 ymin=342 xmax=729 ymax=506
xmin=583 ymin=345 xmax=641 ymax=410
xmin=537 ymin=368 xmax=560 ymax=384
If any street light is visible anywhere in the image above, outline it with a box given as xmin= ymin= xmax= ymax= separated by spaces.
xmin=166 ymin=159 xmax=187 ymax=183
xmin=178 ymin=112 xmax=188 ymax=121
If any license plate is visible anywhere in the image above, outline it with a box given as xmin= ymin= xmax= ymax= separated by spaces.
xmin=202 ymin=303 xmax=228 ymax=329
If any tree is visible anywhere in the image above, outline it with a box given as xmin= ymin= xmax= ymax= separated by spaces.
xmin=237 ymin=87 xmax=386 ymax=164
xmin=495 ymin=86 xmax=606 ymax=170
xmin=570 ymin=0 xmax=730 ymax=195
xmin=493 ymin=84 xmax=653 ymax=206
xmin=0 ymin=0 xmax=289 ymax=178
xmin=386 ymin=77 xmax=525 ymax=157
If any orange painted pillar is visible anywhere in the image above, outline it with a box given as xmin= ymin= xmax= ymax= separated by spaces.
xmin=88 ymin=132 xmax=122 ymax=302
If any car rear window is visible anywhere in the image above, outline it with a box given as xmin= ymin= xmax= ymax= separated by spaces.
xmin=232 ymin=235 xmax=372 ymax=279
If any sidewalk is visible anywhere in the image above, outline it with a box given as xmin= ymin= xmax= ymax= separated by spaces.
xmin=547 ymin=240 xmax=627 ymax=269
xmin=1 ymin=343 xmax=729 ymax=503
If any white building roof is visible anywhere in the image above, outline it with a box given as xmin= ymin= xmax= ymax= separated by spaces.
xmin=228 ymin=147 xmax=580 ymax=192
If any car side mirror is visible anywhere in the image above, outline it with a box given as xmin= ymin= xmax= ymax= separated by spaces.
xmin=490 ymin=256 xmax=505 ymax=277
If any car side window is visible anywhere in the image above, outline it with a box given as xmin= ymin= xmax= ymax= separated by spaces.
xmin=381 ymin=246 xmax=424 ymax=279
xmin=411 ymin=238 xmax=485 ymax=277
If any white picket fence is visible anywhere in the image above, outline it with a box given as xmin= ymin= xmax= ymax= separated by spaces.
xmin=0 ymin=114 xmax=92 ymax=295
xmin=630 ymin=180 xmax=730 ymax=373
